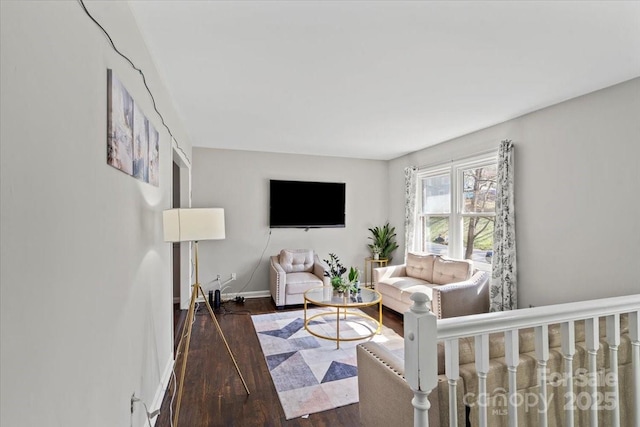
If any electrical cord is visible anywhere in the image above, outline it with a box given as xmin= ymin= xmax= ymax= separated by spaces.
xmin=168 ymin=369 xmax=177 ymax=427
xmin=141 ymin=401 xmax=159 ymax=426
xmin=131 ymin=396 xmax=159 ymax=427
xmin=219 ymin=300 xmax=252 ymax=316
xmin=77 ymin=0 xmax=191 ymax=167
xmin=194 ymin=227 xmax=272 ymax=302
xmin=233 ymin=230 xmax=272 ymax=298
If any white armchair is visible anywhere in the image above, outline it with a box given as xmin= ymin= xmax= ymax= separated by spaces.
xmin=269 ymin=249 xmax=329 ymax=309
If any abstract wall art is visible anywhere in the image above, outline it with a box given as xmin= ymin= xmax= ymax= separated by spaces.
xmin=107 ymin=69 xmax=159 ymax=186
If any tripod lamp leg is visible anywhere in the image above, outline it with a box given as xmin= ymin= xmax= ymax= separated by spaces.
xmin=197 ymin=284 xmax=250 ymax=395
xmin=172 ymin=283 xmax=198 ymax=427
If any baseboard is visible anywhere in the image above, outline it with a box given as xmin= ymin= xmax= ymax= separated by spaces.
xmin=148 ymin=356 xmax=174 ymax=426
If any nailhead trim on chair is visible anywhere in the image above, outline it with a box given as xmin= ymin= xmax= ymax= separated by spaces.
xmin=432 ymin=290 xmax=443 ymax=319
xmin=359 ymin=344 xmax=406 ymax=380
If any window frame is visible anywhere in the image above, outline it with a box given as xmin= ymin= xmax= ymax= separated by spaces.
xmin=415 ymin=153 xmax=497 ymax=271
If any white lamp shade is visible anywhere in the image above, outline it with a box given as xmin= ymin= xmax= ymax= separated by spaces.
xmin=163 ymin=208 xmax=226 ymax=242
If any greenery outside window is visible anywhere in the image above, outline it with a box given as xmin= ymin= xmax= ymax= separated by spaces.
xmin=416 ymin=155 xmax=497 ymax=270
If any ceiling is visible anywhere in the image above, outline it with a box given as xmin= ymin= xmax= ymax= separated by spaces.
xmin=128 ymin=1 xmax=640 ymax=161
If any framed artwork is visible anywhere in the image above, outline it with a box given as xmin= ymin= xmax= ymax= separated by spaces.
xmin=107 ymin=69 xmax=159 ymax=186
xmin=133 ymin=103 xmax=149 ymax=182
xmin=148 ymin=123 xmax=160 ymax=186
xmin=107 ymin=70 xmax=134 ymax=176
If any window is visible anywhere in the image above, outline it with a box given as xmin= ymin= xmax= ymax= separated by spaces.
xmin=415 ymin=155 xmax=497 ymax=270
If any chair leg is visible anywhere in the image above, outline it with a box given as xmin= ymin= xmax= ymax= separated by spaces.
xmin=272 ymin=297 xmax=285 ymax=310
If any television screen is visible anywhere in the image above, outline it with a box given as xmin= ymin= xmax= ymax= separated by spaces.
xmin=269 ymin=180 xmax=346 ymax=228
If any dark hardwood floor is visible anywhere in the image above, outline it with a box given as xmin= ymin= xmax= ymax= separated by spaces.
xmin=157 ymin=297 xmax=405 ymax=427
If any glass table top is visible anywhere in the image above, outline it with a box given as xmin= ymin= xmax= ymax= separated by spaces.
xmin=304 ymin=286 xmax=381 ymax=307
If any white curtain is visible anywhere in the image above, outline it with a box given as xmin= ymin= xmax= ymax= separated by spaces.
xmin=404 ymin=166 xmax=418 ymax=258
xmin=490 ymin=140 xmax=518 ymax=311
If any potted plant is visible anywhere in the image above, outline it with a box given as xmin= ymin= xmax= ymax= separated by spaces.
xmin=368 ymin=222 xmax=399 ymax=261
xmin=323 ymin=253 xmax=347 ymax=291
xmin=371 ymin=245 xmax=381 ymax=260
xmin=347 ymin=266 xmax=360 ymax=290
xmin=323 ymin=254 xmax=361 ymax=295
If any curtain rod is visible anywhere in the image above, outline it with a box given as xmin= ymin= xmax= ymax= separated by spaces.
xmin=413 ymin=147 xmax=499 ymax=171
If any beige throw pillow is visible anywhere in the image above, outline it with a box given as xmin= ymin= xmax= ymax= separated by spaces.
xmin=405 ymin=252 xmax=437 ymax=282
xmin=279 ymin=249 xmax=314 ymax=273
xmin=431 ymin=256 xmax=472 ymax=285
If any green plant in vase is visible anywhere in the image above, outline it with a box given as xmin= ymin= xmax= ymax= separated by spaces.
xmin=368 ymin=222 xmax=399 ymax=261
xmin=371 ymin=244 xmax=382 ymax=260
xmin=323 ymin=253 xmax=347 ymax=292
xmin=347 ymin=266 xmax=360 ymax=291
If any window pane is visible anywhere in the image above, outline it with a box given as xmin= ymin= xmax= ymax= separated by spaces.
xmin=422 ymin=174 xmax=450 ymax=214
xmin=421 ymin=216 xmax=449 ymax=256
xmin=462 ymin=216 xmax=494 ymax=266
xmin=462 ymin=165 xmax=497 ymax=214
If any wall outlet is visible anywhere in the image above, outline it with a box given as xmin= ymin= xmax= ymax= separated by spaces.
xmin=231 ymin=273 xmax=236 ymax=280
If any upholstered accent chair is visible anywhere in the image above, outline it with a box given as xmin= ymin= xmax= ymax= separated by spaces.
xmin=374 ymin=252 xmax=489 ymax=318
xmin=269 ymin=249 xmax=329 ymax=309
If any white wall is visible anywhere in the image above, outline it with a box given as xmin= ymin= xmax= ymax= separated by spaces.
xmin=389 ymin=78 xmax=640 ymax=308
xmin=191 ymin=148 xmax=390 ymax=297
xmin=0 ymin=2 xmax=191 ymax=426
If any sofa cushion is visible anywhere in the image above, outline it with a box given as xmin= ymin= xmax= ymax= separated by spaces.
xmin=285 ymin=272 xmax=323 ymax=295
xmin=405 ymin=252 xmax=437 ymax=282
xmin=279 ymin=249 xmax=314 ymax=273
xmin=377 ymin=277 xmax=435 ymax=309
xmin=432 ymin=256 xmax=472 ymax=285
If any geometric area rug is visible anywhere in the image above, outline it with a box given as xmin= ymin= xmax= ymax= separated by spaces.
xmin=251 ymin=308 xmax=404 ymax=419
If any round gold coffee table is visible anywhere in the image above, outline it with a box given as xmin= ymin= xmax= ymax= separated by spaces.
xmin=303 ymin=286 xmax=382 ymax=349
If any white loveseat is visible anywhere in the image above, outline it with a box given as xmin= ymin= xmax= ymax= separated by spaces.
xmin=373 ymin=252 xmax=489 ymax=318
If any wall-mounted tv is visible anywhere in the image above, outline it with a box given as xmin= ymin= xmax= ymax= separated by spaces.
xmin=269 ymin=179 xmax=346 ymax=228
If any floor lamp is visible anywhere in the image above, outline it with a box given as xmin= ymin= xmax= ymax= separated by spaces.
xmin=163 ymin=208 xmax=250 ymax=427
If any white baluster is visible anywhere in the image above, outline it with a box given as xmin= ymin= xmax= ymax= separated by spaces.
xmin=445 ymin=339 xmax=459 ymax=427
xmin=586 ymin=317 xmax=600 ymax=427
xmin=405 ymin=292 xmax=438 ymax=427
xmin=504 ymin=329 xmax=520 ymax=427
xmin=535 ymin=325 xmax=549 ymax=427
xmin=606 ymin=314 xmax=620 ymax=427
xmin=475 ymin=334 xmax=490 ymax=427
xmin=561 ymin=321 xmax=576 ymax=427
xmin=629 ymin=311 xmax=639 ymax=427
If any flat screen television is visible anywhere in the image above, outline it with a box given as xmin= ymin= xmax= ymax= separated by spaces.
xmin=269 ymin=180 xmax=346 ymax=228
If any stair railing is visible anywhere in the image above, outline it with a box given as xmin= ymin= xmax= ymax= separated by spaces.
xmin=404 ymin=293 xmax=640 ymax=427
